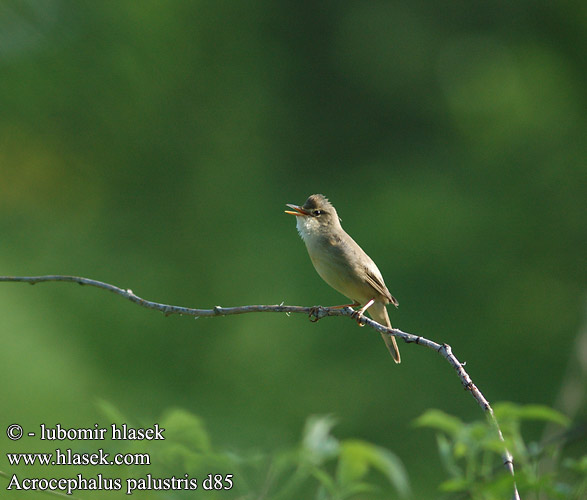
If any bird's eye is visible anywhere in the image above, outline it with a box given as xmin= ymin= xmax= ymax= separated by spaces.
xmin=313 ymin=210 xmax=323 ymax=216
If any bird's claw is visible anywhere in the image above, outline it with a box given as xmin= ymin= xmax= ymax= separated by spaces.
xmin=309 ymin=306 xmax=322 ymax=322
xmin=350 ymin=310 xmax=366 ymax=327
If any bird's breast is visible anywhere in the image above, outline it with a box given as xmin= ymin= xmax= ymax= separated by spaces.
xmin=305 ymin=236 xmax=374 ymax=303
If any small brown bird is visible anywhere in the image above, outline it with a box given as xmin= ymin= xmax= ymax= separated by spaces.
xmin=286 ymin=194 xmax=401 ymax=363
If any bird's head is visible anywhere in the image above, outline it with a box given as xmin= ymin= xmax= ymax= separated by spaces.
xmin=285 ymin=194 xmax=341 ymax=239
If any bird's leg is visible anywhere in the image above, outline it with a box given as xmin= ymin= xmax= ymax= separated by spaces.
xmin=351 ymin=299 xmax=375 ymax=327
xmin=309 ymin=301 xmax=359 ymax=322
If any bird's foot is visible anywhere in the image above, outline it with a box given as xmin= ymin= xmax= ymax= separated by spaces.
xmin=308 ymin=306 xmax=324 ymax=322
xmin=350 ymin=299 xmax=374 ymax=327
xmin=350 ymin=309 xmax=366 ymax=327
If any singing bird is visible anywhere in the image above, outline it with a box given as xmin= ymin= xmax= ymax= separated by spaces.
xmin=286 ymin=194 xmax=401 ymax=363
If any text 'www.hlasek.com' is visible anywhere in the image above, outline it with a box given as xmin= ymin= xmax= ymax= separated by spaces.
xmin=4 ymin=423 xmax=234 ymax=495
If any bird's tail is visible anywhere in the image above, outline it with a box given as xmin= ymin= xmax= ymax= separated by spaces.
xmin=369 ymin=302 xmax=401 ymax=364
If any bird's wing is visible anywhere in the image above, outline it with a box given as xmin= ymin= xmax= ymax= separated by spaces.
xmin=364 ymin=267 xmax=399 ymax=307
xmin=331 ymin=230 xmax=399 ymax=307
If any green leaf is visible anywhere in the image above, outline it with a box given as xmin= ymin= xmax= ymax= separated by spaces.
xmin=156 ymin=442 xmax=201 ymax=469
xmin=453 ymin=440 xmax=469 ymax=459
xmin=436 ymin=433 xmax=462 ymax=477
xmin=337 ymin=441 xmax=371 ymax=484
xmin=494 ymin=403 xmax=570 ymax=426
xmin=310 ymin=466 xmax=337 ymax=494
xmin=475 ymin=472 xmax=516 ymax=497
xmin=517 ymin=405 xmax=571 ymax=426
xmin=339 ymin=482 xmax=378 ymax=498
xmin=468 ymin=421 xmax=492 ymax=441
xmin=159 ymin=408 xmax=211 ymax=452
xmin=338 ymin=440 xmax=410 ymax=498
xmin=482 ymin=436 xmax=514 ymax=455
xmin=439 ymin=477 xmax=471 ymax=492
xmin=566 ymin=455 xmax=587 ymax=473
xmin=368 ymin=446 xmax=411 ymax=498
xmin=414 ymin=409 xmax=463 ymax=435
xmin=96 ymin=398 xmax=127 ymax=425
xmin=302 ymin=415 xmax=340 ymax=464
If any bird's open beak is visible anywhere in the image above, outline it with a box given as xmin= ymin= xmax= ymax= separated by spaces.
xmin=285 ymin=204 xmax=309 ymax=216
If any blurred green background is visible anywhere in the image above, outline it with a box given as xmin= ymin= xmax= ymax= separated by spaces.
xmin=1 ymin=1 xmax=585 ymax=498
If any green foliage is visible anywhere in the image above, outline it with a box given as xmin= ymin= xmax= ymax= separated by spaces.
xmin=415 ymin=403 xmax=586 ymax=499
xmin=84 ymin=403 xmax=584 ymax=499
xmin=98 ymin=410 xmax=410 ymax=499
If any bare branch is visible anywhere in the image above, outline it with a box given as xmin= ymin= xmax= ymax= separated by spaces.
xmin=0 ymin=275 xmax=520 ymax=499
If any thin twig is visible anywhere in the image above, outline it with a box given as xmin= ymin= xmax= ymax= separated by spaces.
xmin=0 ymin=275 xmax=520 ymax=499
